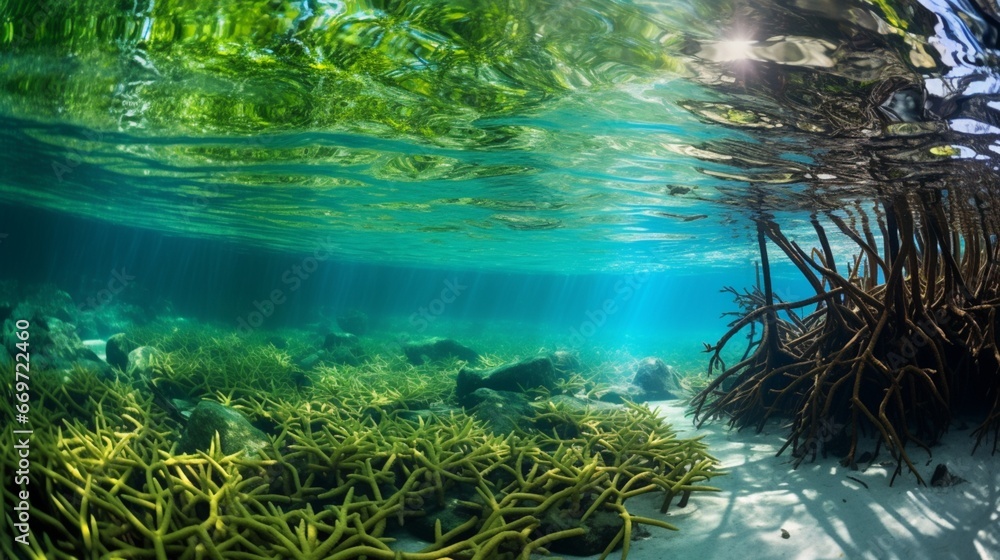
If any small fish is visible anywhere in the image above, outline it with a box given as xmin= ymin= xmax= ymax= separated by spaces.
xmin=668 ymin=185 xmax=693 ymax=196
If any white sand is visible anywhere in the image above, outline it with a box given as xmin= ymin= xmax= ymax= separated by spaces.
xmin=590 ymin=400 xmax=1000 ymax=560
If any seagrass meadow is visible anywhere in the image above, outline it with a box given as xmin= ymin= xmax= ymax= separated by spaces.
xmin=0 ymin=325 xmax=724 ymax=559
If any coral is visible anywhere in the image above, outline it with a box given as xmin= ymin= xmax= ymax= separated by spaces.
xmin=1 ymin=324 xmax=724 ymax=558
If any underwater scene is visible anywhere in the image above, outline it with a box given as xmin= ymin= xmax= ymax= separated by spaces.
xmin=2 ymin=0 xmax=1000 ymax=558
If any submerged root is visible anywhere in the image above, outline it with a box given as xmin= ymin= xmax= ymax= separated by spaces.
xmin=694 ymin=192 xmax=1000 ymax=484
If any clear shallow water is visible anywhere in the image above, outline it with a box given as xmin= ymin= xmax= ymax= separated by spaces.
xmin=2 ymin=0 xmax=997 ymax=273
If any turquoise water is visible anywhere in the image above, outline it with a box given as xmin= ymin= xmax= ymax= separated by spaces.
xmin=2 ymin=0 xmax=997 ymax=366
xmin=7 ymin=0 xmax=995 ymax=275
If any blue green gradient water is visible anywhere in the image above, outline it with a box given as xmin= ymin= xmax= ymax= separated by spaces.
xmin=1 ymin=0 xmax=997 ymax=352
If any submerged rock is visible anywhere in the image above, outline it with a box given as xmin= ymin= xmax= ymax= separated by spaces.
xmin=323 ymin=332 xmax=359 ymax=349
xmin=336 ymin=309 xmax=369 ymax=336
xmin=404 ymin=337 xmax=479 ymax=365
xmin=456 ymin=356 xmax=556 ymax=403
xmin=594 ymin=383 xmax=646 ymax=404
xmin=539 ymin=507 xmax=629 ymax=556
xmin=296 ymin=337 xmax=366 ymax=369
xmin=549 ymin=350 xmax=581 ymax=376
xmin=3 ymin=316 xmax=112 ymax=378
xmin=125 ymin=346 xmax=167 ymax=387
xmin=545 ymin=394 xmax=619 ymax=414
xmin=179 ymin=401 xmax=269 ymax=457
xmin=631 ymin=357 xmax=682 ymax=399
xmin=404 ymin=491 xmax=481 ymax=543
xmin=534 ymin=395 xmax=621 ymax=438
xmin=930 ymin=463 xmax=966 ymax=487
xmin=105 ymin=333 xmax=139 ymax=371
xmin=465 ymin=388 xmax=535 ymax=434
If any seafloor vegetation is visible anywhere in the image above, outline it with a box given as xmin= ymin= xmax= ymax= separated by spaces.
xmin=1 ymin=319 xmax=724 ymax=559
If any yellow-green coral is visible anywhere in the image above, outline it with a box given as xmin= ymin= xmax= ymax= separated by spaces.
xmin=2 ymin=326 xmax=723 ymax=559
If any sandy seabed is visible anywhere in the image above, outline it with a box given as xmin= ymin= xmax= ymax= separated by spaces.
xmin=589 ymin=401 xmax=1000 ymax=560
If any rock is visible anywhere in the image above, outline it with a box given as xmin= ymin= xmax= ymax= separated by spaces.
xmin=404 ymin=338 xmax=479 ymax=365
xmin=456 ymin=356 xmax=555 ymax=403
xmin=323 ymin=332 xmax=359 ymax=349
xmin=632 ymin=357 xmax=682 ymax=399
xmin=179 ymin=401 xmax=270 ymax=457
xmin=295 ymin=351 xmax=324 ymax=370
xmin=265 ymin=335 xmax=288 ymax=349
xmin=594 ymin=382 xmax=647 ymax=404
xmin=125 ymin=346 xmax=168 ymax=386
xmin=3 ymin=316 xmax=112 ymax=378
xmin=403 ymin=490 xmax=480 ymax=542
xmin=327 ymin=345 xmax=365 ymax=366
xmin=545 ymin=394 xmax=619 ymax=414
xmin=534 ymin=395 xmax=620 ymax=438
xmin=336 ymin=310 xmax=369 ymax=336
xmin=549 ymin=350 xmax=581 ymax=377
xmin=14 ymin=284 xmax=76 ymax=323
xmin=106 ymin=333 xmax=139 ymax=371
xmin=465 ymin=388 xmax=535 ymax=435
xmin=295 ymin=344 xmax=365 ymax=369
xmin=538 ymin=508 xmax=627 ymax=556
xmin=930 ymin=463 xmax=966 ymax=487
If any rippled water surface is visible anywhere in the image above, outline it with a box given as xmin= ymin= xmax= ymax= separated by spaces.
xmin=1 ymin=0 xmax=998 ymax=271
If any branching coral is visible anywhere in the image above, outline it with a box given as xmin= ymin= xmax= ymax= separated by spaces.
xmin=2 ymin=327 xmax=723 ymax=559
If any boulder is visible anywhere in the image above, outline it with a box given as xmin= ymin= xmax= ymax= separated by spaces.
xmin=265 ymin=335 xmax=288 ymax=349
xmin=179 ymin=401 xmax=270 ymax=457
xmin=544 ymin=394 xmax=619 ymax=414
xmin=404 ymin=338 xmax=479 ymax=365
xmin=549 ymin=350 xmax=581 ymax=377
xmin=323 ymin=332 xmax=359 ymax=349
xmin=295 ymin=344 xmax=366 ymax=369
xmin=631 ymin=357 xmax=682 ymax=399
xmin=336 ymin=310 xmax=369 ymax=337
xmin=594 ymin=382 xmax=652 ymax=404
xmin=404 ymin=493 xmax=480 ymax=542
xmin=456 ymin=356 xmax=555 ymax=403
xmin=105 ymin=333 xmax=139 ymax=371
xmin=538 ymin=508 xmax=633 ymax=556
xmin=534 ymin=395 xmax=620 ymax=437
xmin=465 ymin=388 xmax=535 ymax=435
xmin=125 ymin=346 xmax=168 ymax=387
xmin=3 ymin=316 xmax=112 ymax=378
